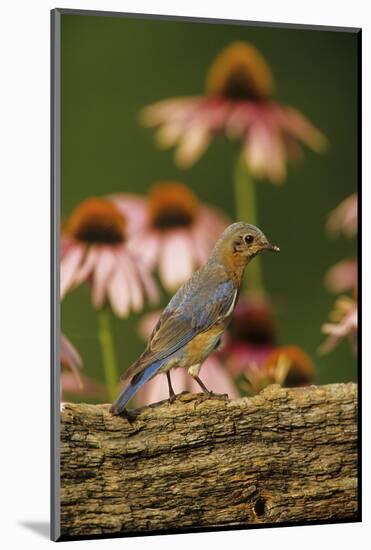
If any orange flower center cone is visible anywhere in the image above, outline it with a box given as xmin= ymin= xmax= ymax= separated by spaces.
xmin=148 ymin=182 xmax=200 ymax=230
xmin=264 ymin=346 xmax=315 ymax=387
xmin=205 ymin=41 xmax=274 ymax=101
xmin=66 ymin=197 xmax=126 ymax=244
xmin=228 ymin=296 xmax=277 ymax=346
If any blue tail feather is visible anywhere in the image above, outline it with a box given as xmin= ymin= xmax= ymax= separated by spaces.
xmin=110 ymin=360 xmax=164 ymax=415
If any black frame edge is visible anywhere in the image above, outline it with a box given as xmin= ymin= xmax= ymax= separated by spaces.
xmin=356 ymin=27 xmax=362 ymax=522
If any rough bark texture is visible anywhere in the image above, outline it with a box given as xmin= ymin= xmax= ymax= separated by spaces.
xmin=60 ymin=383 xmax=358 ymax=537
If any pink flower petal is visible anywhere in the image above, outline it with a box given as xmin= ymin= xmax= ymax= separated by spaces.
xmin=60 ymin=333 xmax=83 ymax=371
xmin=244 ymin=122 xmax=286 ymax=183
xmin=175 ymin=125 xmax=211 ymax=168
xmin=319 ymin=314 xmax=357 ymax=354
xmin=119 ymin=253 xmax=144 ymax=312
xmin=244 ymin=124 xmax=270 ymax=178
xmin=155 ymin=121 xmax=186 ymax=149
xmin=137 ymin=310 xmax=162 ymax=341
xmin=91 ymin=248 xmax=117 ymax=309
xmin=191 ymin=223 xmax=212 ymax=265
xmin=60 ymin=371 xmax=83 ymax=393
xmin=319 ymin=297 xmax=357 ymax=355
xmin=327 ymin=194 xmax=358 ymax=238
xmin=159 ymin=230 xmax=195 ymax=291
xmin=325 ymin=259 xmax=357 ymax=293
xmin=110 ymin=194 xmax=148 ymax=236
xmin=140 ymin=97 xmax=202 ymax=126
xmin=265 ymin=132 xmax=287 ymax=183
xmin=129 ymin=232 xmax=161 ymax=269
xmin=60 ymin=235 xmax=74 ymax=259
xmin=190 ymin=207 xmax=228 ymax=266
xmin=73 ymin=246 xmax=98 ymax=286
xmin=61 ymin=372 xmax=106 ymax=400
xmin=282 ymin=133 xmax=304 ymax=161
xmin=226 ymin=102 xmax=256 ymax=137
xmin=225 ymin=343 xmax=273 ymax=377
xmin=136 ymin=262 xmax=160 ymax=305
xmin=60 ymin=333 xmax=84 ymax=391
xmin=277 ymin=105 xmax=327 ymax=152
xmin=195 ymin=99 xmax=231 ymax=130
xmin=60 ymin=244 xmax=85 ymax=298
xmin=196 ymin=206 xmax=229 ymax=241
xmin=107 ymin=264 xmax=131 ymax=318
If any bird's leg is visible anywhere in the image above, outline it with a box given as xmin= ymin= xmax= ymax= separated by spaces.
xmin=166 ymin=371 xmax=177 ymax=403
xmin=193 ymin=375 xmax=213 ymax=397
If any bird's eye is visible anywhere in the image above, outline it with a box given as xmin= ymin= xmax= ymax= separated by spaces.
xmin=244 ymin=234 xmax=254 ymax=244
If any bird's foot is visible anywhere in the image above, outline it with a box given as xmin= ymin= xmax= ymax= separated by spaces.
xmin=205 ymin=391 xmax=229 ymax=400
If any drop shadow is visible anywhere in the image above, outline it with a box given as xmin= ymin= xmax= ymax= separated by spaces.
xmin=18 ymin=521 xmax=49 ymax=539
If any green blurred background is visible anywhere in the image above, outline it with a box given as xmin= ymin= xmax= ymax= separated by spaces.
xmin=61 ymin=13 xmax=358 ymax=399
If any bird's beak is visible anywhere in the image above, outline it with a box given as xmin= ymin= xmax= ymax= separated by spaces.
xmin=265 ymin=242 xmax=280 ymax=252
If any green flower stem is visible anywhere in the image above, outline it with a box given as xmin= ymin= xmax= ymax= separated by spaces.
xmin=98 ymin=308 xmax=119 ymax=402
xmin=234 ymin=154 xmax=264 ymax=293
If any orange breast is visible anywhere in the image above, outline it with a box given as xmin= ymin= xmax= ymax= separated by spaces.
xmin=185 ymin=325 xmax=224 ymax=364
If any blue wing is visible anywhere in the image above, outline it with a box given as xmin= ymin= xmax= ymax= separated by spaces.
xmin=124 ymin=266 xmax=236 ymax=380
xmin=111 ymin=359 xmax=165 ymax=414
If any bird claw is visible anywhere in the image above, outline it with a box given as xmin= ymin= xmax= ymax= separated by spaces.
xmin=168 ymin=394 xmax=177 ymax=404
xmin=207 ymin=391 xmax=229 ymax=400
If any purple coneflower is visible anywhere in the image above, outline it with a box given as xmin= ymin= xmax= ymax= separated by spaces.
xmin=325 ymin=258 xmax=357 ymax=294
xmin=61 ymin=195 xmax=159 ymax=317
xmin=61 ymin=332 xmax=83 ymax=392
xmin=116 ymin=182 xmax=228 ymax=292
xmin=141 ymin=41 xmax=326 ymax=183
xmin=327 ymin=193 xmax=357 ymax=238
xmin=60 ymin=333 xmax=106 ymax=403
xmin=264 ymin=345 xmax=314 ymax=387
xmin=241 ymin=345 xmax=314 ymax=395
xmin=321 ymin=193 xmax=357 ymax=355
xmin=220 ymin=295 xmax=314 ymax=394
xmin=222 ymin=294 xmax=277 ymax=377
xmin=325 ymin=193 xmax=358 ymax=293
xmin=320 ymin=294 xmax=357 ymax=355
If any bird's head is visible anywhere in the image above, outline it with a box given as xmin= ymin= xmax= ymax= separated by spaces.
xmin=214 ymin=222 xmax=280 ymax=265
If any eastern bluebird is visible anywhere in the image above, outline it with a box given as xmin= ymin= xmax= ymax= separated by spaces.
xmin=111 ymin=222 xmax=279 ymax=416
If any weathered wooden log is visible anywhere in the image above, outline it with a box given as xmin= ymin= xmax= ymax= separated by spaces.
xmin=60 ymin=383 xmax=358 ymax=537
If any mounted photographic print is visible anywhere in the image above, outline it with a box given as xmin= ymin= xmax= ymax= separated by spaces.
xmin=51 ymin=8 xmax=361 ymax=541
